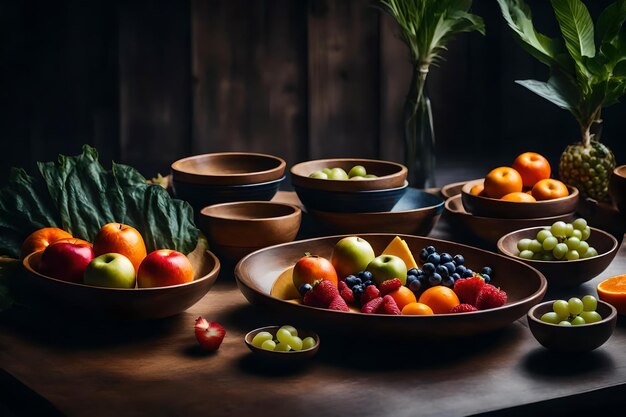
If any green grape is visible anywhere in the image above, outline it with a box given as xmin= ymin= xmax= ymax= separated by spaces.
xmin=252 ymin=331 xmax=273 ymax=348
xmin=279 ymin=325 xmax=298 ymax=337
xmin=553 ymin=243 xmax=568 ymax=260
xmin=564 ymin=223 xmax=574 ymax=237
xmin=581 ymin=226 xmax=591 ymax=241
xmin=566 ymin=237 xmax=580 ymax=250
xmin=579 ymin=311 xmax=602 ymax=324
xmin=572 ymin=229 xmax=582 ymax=240
xmin=553 ymin=300 xmax=570 ymax=319
xmin=540 ymin=252 xmax=555 ymax=261
xmin=582 ymin=247 xmax=598 ymax=259
xmin=566 ymin=250 xmax=580 ymax=260
xmin=573 ymin=218 xmax=588 ymax=230
xmin=519 ymin=250 xmax=535 ymax=259
xmin=274 ymin=342 xmax=292 ymax=352
xmin=517 ymin=238 xmax=532 ymax=251
xmin=542 ymin=236 xmax=558 ymax=251
xmin=532 ymin=252 xmax=544 ymax=260
xmin=289 ymin=336 xmax=303 ymax=351
xmin=582 ymin=295 xmax=597 ymax=312
xmin=568 ymin=297 xmax=584 ymax=315
xmin=571 ymin=316 xmax=586 ymax=325
xmin=577 ymin=241 xmax=589 ymax=256
xmin=276 ymin=328 xmax=293 ymax=344
xmin=558 ymin=321 xmax=572 ymax=326
xmin=528 ymin=239 xmax=543 ymax=253
xmin=551 ymin=221 xmax=568 ymax=237
xmin=302 ymin=337 xmax=316 ymax=350
xmin=541 ymin=312 xmax=560 ymax=324
xmin=261 ymin=340 xmax=277 ymax=351
xmin=537 ymin=229 xmax=552 ymax=243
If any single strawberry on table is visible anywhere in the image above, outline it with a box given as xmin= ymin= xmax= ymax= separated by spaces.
xmin=195 ymin=317 xmax=226 ymax=352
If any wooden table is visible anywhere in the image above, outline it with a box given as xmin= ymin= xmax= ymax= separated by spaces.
xmin=2 ymin=192 xmax=626 ymax=417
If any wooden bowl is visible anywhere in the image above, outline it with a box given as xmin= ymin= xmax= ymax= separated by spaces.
xmin=199 ymin=201 xmax=301 ymax=262
xmin=234 ymin=234 xmax=547 ymax=340
xmin=609 ymin=165 xmax=626 ymax=217
xmin=445 ymin=195 xmax=575 ymax=245
xmin=497 ymin=226 xmax=620 ymax=288
xmin=440 ymin=180 xmax=473 ymax=199
xmin=309 ymin=188 xmax=443 ymax=235
xmin=244 ymin=326 xmax=320 ymax=362
xmin=290 ymin=158 xmax=407 ymax=192
xmin=20 ymin=240 xmax=220 ymax=320
xmin=527 ymin=300 xmax=617 ymax=352
xmin=171 ymin=152 xmax=285 ymax=186
xmin=294 ymin=181 xmax=408 ymax=213
xmin=461 ymin=179 xmax=579 ymax=219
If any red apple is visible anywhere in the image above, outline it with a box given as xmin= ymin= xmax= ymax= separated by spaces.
xmin=39 ymin=241 xmax=95 ymax=283
xmin=93 ymin=223 xmax=147 ymax=273
xmin=292 ymin=255 xmax=338 ymax=290
xmin=137 ymin=249 xmax=193 ymax=288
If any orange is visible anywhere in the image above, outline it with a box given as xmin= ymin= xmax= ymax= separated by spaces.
xmin=387 ymin=286 xmax=417 ymax=311
xmin=597 ymin=275 xmax=626 ymax=315
xmin=501 ymin=192 xmax=536 ymax=202
xmin=94 ymin=223 xmax=147 ymax=273
xmin=483 ymin=167 xmax=523 ymax=199
xmin=401 ymin=302 xmax=434 ymax=315
xmin=470 ymin=184 xmax=484 ymax=196
xmin=531 ymin=179 xmax=569 ymax=201
xmin=512 ymin=152 xmax=551 ymax=188
xmin=20 ymin=227 xmax=73 ymax=260
xmin=418 ymin=286 xmax=460 ymax=314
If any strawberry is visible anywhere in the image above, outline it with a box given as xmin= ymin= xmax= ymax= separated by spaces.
xmin=361 ymin=296 xmax=384 ymax=314
xmin=360 ymin=284 xmax=381 ymax=305
xmin=450 ymin=303 xmax=478 ymax=313
xmin=194 ymin=317 xmax=226 ymax=352
xmin=379 ymin=278 xmax=402 ymax=295
xmin=453 ymin=276 xmax=485 ymax=306
xmin=381 ymin=295 xmax=401 ymax=315
xmin=329 ymin=295 xmax=350 ymax=311
xmin=475 ymin=284 xmax=507 ymax=310
xmin=303 ymin=279 xmax=339 ymax=308
xmin=338 ymin=281 xmax=355 ymax=303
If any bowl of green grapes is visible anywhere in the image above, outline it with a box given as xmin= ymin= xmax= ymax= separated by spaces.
xmin=497 ymin=218 xmax=620 ymax=287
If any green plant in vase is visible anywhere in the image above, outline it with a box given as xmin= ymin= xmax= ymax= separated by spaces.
xmin=498 ymin=0 xmax=626 ymax=200
xmin=378 ymin=0 xmax=485 ymax=188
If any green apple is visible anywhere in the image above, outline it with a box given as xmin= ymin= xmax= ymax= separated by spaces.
xmin=350 ymin=176 xmax=365 ymax=180
xmin=322 ymin=168 xmax=333 ymax=176
xmin=84 ymin=253 xmax=136 ymax=288
xmin=348 ymin=165 xmax=367 ymax=178
xmin=366 ymin=255 xmax=407 ymax=285
xmin=364 ymin=174 xmax=378 ymax=178
xmin=309 ymin=171 xmax=328 ymax=179
xmin=330 ymin=236 xmax=376 ymax=279
xmin=328 ymin=167 xmax=349 ymax=180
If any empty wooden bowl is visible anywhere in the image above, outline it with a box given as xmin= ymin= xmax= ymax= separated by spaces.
xmin=199 ymin=201 xmax=301 ymax=262
xmin=290 ymin=158 xmax=407 ymax=192
xmin=497 ymin=226 xmax=620 ymax=287
xmin=527 ymin=299 xmax=617 ymax=352
xmin=445 ymin=195 xmax=575 ymax=246
xmin=309 ymin=188 xmax=443 ymax=235
xmin=244 ymin=326 xmax=320 ymax=363
xmin=609 ymin=165 xmax=626 ymax=217
xmin=171 ymin=152 xmax=286 ymax=186
xmin=461 ymin=179 xmax=579 ymax=219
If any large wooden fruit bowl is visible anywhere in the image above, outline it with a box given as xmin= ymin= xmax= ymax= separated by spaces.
xmin=235 ymin=234 xmax=547 ymax=340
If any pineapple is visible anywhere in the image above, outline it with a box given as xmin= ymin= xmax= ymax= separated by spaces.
xmin=559 ymin=141 xmax=616 ymax=201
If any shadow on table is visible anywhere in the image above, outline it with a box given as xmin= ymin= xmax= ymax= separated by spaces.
xmin=521 ymin=347 xmax=614 ymax=378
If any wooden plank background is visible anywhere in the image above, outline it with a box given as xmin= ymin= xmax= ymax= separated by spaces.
xmin=1 ymin=0 xmax=625 ymax=183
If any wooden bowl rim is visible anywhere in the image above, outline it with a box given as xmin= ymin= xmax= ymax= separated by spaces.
xmin=291 ymin=158 xmax=407 ymax=179
xmin=294 ymin=180 xmax=409 ymax=195
xmin=200 ymin=201 xmax=301 ymax=222
xmin=446 ymin=194 xmax=576 ymax=221
xmin=527 ymin=299 xmax=617 ymax=328
xmin=496 ymin=226 xmax=619 ymax=265
xmin=440 ymin=180 xmax=475 ymax=199
xmin=461 ymin=179 xmax=579 ymax=205
xmin=171 ymin=152 xmax=286 ymax=183
xmin=22 ymin=249 xmax=221 ymax=292
xmin=244 ymin=325 xmax=320 ymax=355
xmin=613 ymin=165 xmax=626 ymax=179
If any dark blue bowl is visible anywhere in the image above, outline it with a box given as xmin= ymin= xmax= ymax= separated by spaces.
xmin=173 ymin=176 xmax=285 ymax=211
xmin=294 ymin=181 xmax=408 ymax=213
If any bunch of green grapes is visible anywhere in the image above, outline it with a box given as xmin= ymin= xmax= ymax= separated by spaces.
xmin=517 ymin=218 xmax=597 ymax=261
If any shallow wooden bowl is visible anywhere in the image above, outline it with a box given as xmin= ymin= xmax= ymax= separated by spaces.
xmin=497 ymin=227 xmax=620 ymax=288
xmin=235 ymin=234 xmax=547 ymax=340
xmin=244 ymin=326 xmax=320 ymax=362
xmin=609 ymin=165 xmax=626 ymax=217
xmin=461 ymin=179 xmax=579 ymax=219
xmin=440 ymin=180 xmax=473 ymax=199
xmin=527 ymin=300 xmax=617 ymax=352
xmin=290 ymin=158 xmax=407 ymax=192
xmin=171 ymin=152 xmax=285 ymax=186
xmin=20 ymin=240 xmax=220 ymax=320
xmin=199 ymin=201 xmax=301 ymax=262
xmin=309 ymin=188 xmax=443 ymax=235
xmin=445 ymin=195 xmax=575 ymax=245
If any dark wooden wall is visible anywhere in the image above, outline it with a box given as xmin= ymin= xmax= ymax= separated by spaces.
xmin=1 ymin=0 xmax=625 ymax=184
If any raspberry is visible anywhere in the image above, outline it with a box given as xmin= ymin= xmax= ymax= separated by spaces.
xmin=475 ymin=284 xmax=507 ymax=310
xmin=381 ymin=295 xmax=401 ymax=315
xmin=302 ymin=279 xmax=339 ymax=308
xmin=361 ymin=296 xmax=384 ymax=314
xmin=338 ymin=281 xmax=355 ymax=303
xmin=450 ymin=303 xmax=478 ymax=313
xmin=360 ymin=284 xmax=381 ymax=305
xmin=328 ymin=295 xmax=350 ymax=311
xmin=379 ymin=278 xmax=402 ymax=295
xmin=453 ymin=277 xmax=485 ymax=306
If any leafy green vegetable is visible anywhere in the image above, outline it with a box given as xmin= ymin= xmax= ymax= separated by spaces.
xmin=0 ymin=145 xmax=199 ymax=258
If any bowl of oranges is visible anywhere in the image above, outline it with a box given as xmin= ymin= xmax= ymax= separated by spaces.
xmin=461 ymin=152 xmax=579 ymax=219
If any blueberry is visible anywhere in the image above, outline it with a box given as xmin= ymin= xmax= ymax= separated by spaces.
xmin=427 ymin=253 xmax=441 ymax=265
xmin=436 ymin=265 xmax=449 ymax=278
xmin=361 ymin=271 xmax=373 ymax=281
xmin=352 ymin=284 xmax=364 ymax=298
xmin=419 ymin=248 xmax=429 ymax=262
xmin=440 ymin=253 xmax=453 ymax=264
xmin=455 ymin=265 xmax=467 ymax=275
xmin=482 ymin=266 xmax=493 ymax=277
xmin=425 ymin=245 xmax=436 ymax=254
xmin=429 ymin=273 xmax=443 ymax=286
xmin=344 ymin=275 xmax=360 ymax=287
xmin=462 ymin=269 xmax=473 ymax=278
xmin=362 ymin=280 xmax=374 ymax=287
xmin=416 ymin=269 xmax=425 ymax=277
xmin=298 ymin=283 xmax=313 ymax=296
xmin=482 ymin=274 xmax=491 ymax=284
xmin=453 ymin=254 xmax=465 ymax=265
xmin=409 ymin=279 xmax=422 ymax=293
xmin=442 ymin=275 xmax=455 ymax=288
xmin=443 ymin=262 xmax=456 ymax=274
xmin=408 ymin=268 xmax=419 ymax=276
xmin=451 ymin=273 xmax=461 ymax=280
xmin=357 ymin=271 xmax=366 ymax=279
xmin=407 ymin=275 xmax=418 ymax=285
xmin=423 ymin=262 xmax=436 ymax=274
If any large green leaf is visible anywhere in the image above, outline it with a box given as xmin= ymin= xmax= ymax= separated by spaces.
xmin=596 ymin=0 xmax=626 ymax=47
xmin=550 ymin=0 xmax=596 ymax=61
xmin=515 ymin=75 xmax=578 ymax=112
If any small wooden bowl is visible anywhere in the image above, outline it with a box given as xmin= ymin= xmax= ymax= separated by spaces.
xmin=440 ymin=180 xmax=473 ymax=199
xmin=445 ymin=195 xmax=575 ymax=245
xmin=461 ymin=179 xmax=579 ymax=219
xmin=609 ymin=165 xmax=626 ymax=217
xmin=244 ymin=326 xmax=320 ymax=362
xmin=527 ymin=300 xmax=617 ymax=352
xmin=497 ymin=226 xmax=620 ymax=287
xmin=171 ymin=152 xmax=285 ymax=186
xmin=200 ymin=201 xmax=301 ymax=262
xmin=290 ymin=158 xmax=407 ymax=192
xmin=309 ymin=188 xmax=443 ymax=235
